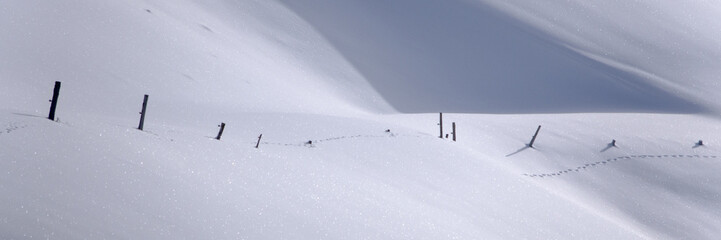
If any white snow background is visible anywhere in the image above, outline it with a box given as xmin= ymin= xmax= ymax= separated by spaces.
xmin=1 ymin=0 xmax=721 ymax=239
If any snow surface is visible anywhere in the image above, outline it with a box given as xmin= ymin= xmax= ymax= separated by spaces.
xmin=281 ymin=0 xmax=719 ymax=114
xmin=2 ymin=0 xmax=721 ymax=239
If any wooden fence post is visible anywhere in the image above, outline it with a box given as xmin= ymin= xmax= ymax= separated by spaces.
xmin=439 ymin=112 xmax=443 ymax=138
xmin=138 ymin=94 xmax=149 ymax=130
xmin=256 ymin=134 xmax=263 ymax=148
xmin=48 ymin=81 xmax=61 ymax=121
xmin=529 ymin=125 xmax=541 ymax=148
xmin=215 ymin=122 xmax=226 ymax=140
xmin=452 ymin=122 xmax=456 ymax=142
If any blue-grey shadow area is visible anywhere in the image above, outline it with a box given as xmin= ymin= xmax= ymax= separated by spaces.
xmin=506 ymin=145 xmax=531 ymax=157
xmin=12 ymin=112 xmax=45 ymax=118
xmin=279 ymin=0 xmax=705 ymax=114
xmin=600 ymin=143 xmax=616 ymax=153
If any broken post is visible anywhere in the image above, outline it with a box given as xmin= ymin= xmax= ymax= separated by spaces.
xmin=138 ymin=94 xmax=149 ymax=130
xmin=215 ymin=122 xmax=226 ymax=140
xmin=529 ymin=125 xmax=542 ymax=148
xmin=48 ymin=81 xmax=61 ymax=121
xmin=255 ymin=134 xmax=263 ymax=148
xmin=452 ymin=122 xmax=456 ymax=142
xmin=439 ymin=112 xmax=443 ymax=138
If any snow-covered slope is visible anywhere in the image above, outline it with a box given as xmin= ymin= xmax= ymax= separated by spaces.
xmin=3 ymin=111 xmax=721 ymax=239
xmin=2 ymin=0 xmax=721 ymax=239
xmin=0 ymin=112 xmax=645 ymax=239
xmin=280 ymin=0 xmax=719 ymax=114
xmin=0 ymin=0 xmax=392 ymax=122
xmin=479 ymin=0 xmax=721 ymax=113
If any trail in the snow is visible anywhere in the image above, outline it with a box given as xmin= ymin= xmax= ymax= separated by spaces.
xmin=524 ymin=154 xmax=719 ymax=178
xmin=0 ymin=122 xmax=27 ymax=136
xmin=258 ymin=132 xmax=430 ymax=147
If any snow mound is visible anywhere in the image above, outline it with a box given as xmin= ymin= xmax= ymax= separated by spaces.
xmin=0 ymin=0 xmax=392 ymax=123
xmin=3 ymin=0 xmax=721 ymax=239
xmin=280 ymin=0 xmax=717 ymax=114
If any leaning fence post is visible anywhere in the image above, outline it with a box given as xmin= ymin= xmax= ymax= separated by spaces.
xmin=529 ymin=125 xmax=541 ymax=148
xmin=452 ymin=122 xmax=456 ymax=142
xmin=439 ymin=112 xmax=443 ymax=138
xmin=215 ymin=122 xmax=226 ymax=140
xmin=255 ymin=134 xmax=263 ymax=148
xmin=138 ymin=94 xmax=149 ymax=130
xmin=48 ymin=81 xmax=61 ymax=121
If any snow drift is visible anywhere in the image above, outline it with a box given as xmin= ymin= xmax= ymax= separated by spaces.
xmin=280 ymin=0 xmax=719 ymax=114
xmin=2 ymin=0 xmax=721 ymax=239
xmin=0 ymin=0 xmax=392 ymax=123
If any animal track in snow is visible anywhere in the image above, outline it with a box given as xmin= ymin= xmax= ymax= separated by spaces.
xmin=1 ymin=122 xmax=27 ymax=136
xmin=523 ymin=154 xmax=719 ymax=178
xmin=257 ymin=132 xmax=423 ymax=148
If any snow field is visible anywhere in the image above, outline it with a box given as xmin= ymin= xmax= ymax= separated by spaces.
xmin=2 ymin=0 xmax=721 ymax=239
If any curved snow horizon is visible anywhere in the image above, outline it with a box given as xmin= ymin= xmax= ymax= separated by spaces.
xmin=280 ymin=0 xmax=719 ymax=114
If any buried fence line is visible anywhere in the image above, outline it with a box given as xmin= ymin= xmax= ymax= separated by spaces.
xmin=439 ymin=112 xmax=443 ymax=139
xmin=255 ymin=134 xmax=263 ymax=148
xmin=48 ymin=81 xmax=61 ymax=121
xmin=137 ymin=94 xmax=149 ymax=131
xmin=30 ymin=82 xmax=714 ymax=153
xmin=528 ymin=125 xmax=541 ymax=148
xmin=452 ymin=122 xmax=457 ymax=142
xmin=215 ymin=122 xmax=226 ymax=140
xmin=438 ymin=113 xmax=457 ymax=142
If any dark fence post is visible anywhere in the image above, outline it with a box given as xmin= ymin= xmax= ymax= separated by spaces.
xmin=529 ymin=125 xmax=541 ymax=148
xmin=48 ymin=81 xmax=61 ymax=121
xmin=215 ymin=122 xmax=226 ymax=140
xmin=452 ymin=122 xmax=456 ymax=142
xmin=439 ymin=112 xmax=443 ymax=138
xmin=256 ymin=134 xmax=263 ymax=148
xmin=138 ymin=94 xmax=149 ymax=130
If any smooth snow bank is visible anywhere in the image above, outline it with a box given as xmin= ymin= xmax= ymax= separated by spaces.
xmin=3 ymin=111 xmax=721 ymax=239
xmin=479 ymin=0 xmax=721 ymax=113
xmin=0 ymin=112 xmax=637 ymax=239
xmin=280 ymin=0 xmax=716 ymax=114
xmin=398 ymin=112 xmax=721 ymax=240
xmin=3 ymin=0 xmax=721 ymax=239
xmin=0 ymin=0 xmax=392 ymax=123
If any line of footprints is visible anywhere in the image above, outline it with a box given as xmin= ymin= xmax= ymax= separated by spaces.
xmin=1 ymin=122 xmax=27 ymax=136
xmin=260 ymin=131 xmax=406 ymax=147
xmin=7 ymin=120 xmax=716 ymax=179
xmin=523 ymin=154 xmax=719 ymax=178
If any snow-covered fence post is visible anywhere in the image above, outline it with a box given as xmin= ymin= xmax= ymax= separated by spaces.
xmin=48 ymin=81 xmax=61 ymax=121
xmin=439 ymin=112 xmax=443 ymax=138
xmin=529 ymin=125 xmax=541 ymax=148
xmin=255 ymin=134 xmax=263 ymax=148
xmin=215 ymin=122 xmax=226 ymax=140
xmin=452 ymin=122 xmax=456 ymax=142
xmin=137 ymin=94 xmax=149 ymax=131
